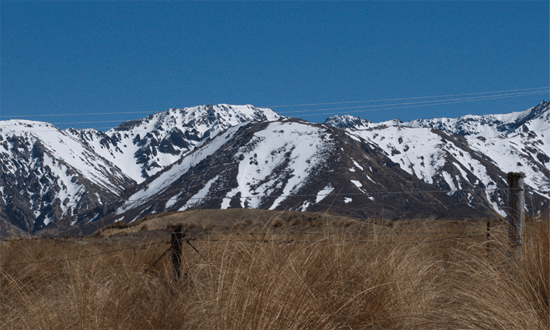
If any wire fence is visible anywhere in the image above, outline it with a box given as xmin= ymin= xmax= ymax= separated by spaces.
xmin=0 ymin=240 xmax=170 ymax=268
xmin=2 ymin=224 xmax=546 ymax=269
xmin=0 ymin=172 xmax=547 ymax=270
xmin=112 ymin=185 xmax=548 ymax=226
xmin=179 ymin=234 xmax=488 ymax=245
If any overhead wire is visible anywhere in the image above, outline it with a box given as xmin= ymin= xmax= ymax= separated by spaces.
xmin=278 ymin=89 xmax=550 ymax=117
xmin=265 ymin=86 xmax=550 ymax=108
xmin=0 ymin=87 xmax=547 ymax=127
xmin=0 ymin=111 xmax=153 ymax=119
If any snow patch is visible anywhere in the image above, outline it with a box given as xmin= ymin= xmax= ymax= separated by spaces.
xmin=352 ymin=159 xmax=364 ymax=171
xmin=298 ymin=200 xmax=311 ymax=212
xmin=441 ymin=171 xmax=457 ymax=195
xmin=165 ymin=194 xmax=180 ymax=209
xmin=87 ymin=213 xmax=101 ymax=224
xmin=316 ymin=185 xmax=334 ymax=204
xmin=366 ymin=175 xmax=376 ymax=184
xmin=350 ymin=180 xmax=362 ymax=188
xmin=180 ymin=175 xmax=220 ymax=211
xmin=43 ymin=215 xmax=53 ymax=226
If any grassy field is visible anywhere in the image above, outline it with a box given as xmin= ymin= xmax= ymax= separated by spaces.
xmin=0 ymin=211 xmax=548 ymax=329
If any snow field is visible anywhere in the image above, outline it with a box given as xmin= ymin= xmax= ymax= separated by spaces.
xmin=351 ymin=126 xmax=510 ymax=214
xmin=228 ymin=122 xmax=332 ymax=210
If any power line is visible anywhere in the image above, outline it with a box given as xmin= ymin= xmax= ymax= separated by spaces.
xmin=265 ymin=86 xmax=550 ymax=108
xmin=0 ymin=111 xmax=152 ymax=119
xmin=0 ymin=125 xmax=122 ymax=133
xmin=0 ymin=87 xmax=544 ymax=129
xmin=279 ymin=90 xmax=549 ymax=117
xmin=0 ymin=87 xmax=547 ymax=123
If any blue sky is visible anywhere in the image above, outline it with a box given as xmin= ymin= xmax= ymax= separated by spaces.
xmin=1 ymin=1 xmax=549 ymax=131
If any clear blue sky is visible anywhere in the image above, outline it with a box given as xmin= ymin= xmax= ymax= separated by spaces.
xmin=2 ymin=1 xmax=549 ymax=130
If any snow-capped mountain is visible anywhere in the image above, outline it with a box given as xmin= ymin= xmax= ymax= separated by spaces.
xmin=72 ymin=119 xmax=493 ymax=235
xmin=324 ymin=100 xmax=550 ymax=217
xmin=0 ymin=120 xmax=135 ymax=234
xmin=0 ymin=105 xmax=281 ymax=236
xmin=67 ymin=104 xmax=281 ymax=182
xmin=2 ymin=101 xmax=549 ymax=237
xmin=324 ymin=115 xmax=371 ymax=129
xmin=406 ymin=100 xmax=550 ymax=136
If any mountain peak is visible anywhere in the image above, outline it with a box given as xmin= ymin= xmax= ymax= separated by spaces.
xmin=324 ymin=115 xmax=371 ymax=129
xmin=112 ymin=104 xmax=282 ymax=132
xmin=0 ymin=119 xmax=60 ymax=133
xmin=68 ymin=104 xmax=284 ymax=183
xmin=531 ymin=100 xmax=549 ymax=113
xmin=391 ymin=100 xmax=550 ymax=137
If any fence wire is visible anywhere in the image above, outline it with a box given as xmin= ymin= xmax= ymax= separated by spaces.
xmin=0 ymin=241 xmax=170 ymax=268
xmin=0 ymin=229 xmax=534 ymax=269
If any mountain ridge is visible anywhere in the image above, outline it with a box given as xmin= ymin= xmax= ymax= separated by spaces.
xmin=325 ymin=100 xmax=550 ymax=136
xmin=70 ymin=119 xmax=499 ymax=236
xmin=0 ymin=120 xmax=135 ymax=233
xmin=66 ymin=104 xmax=282 ymax=182
xmin=324 ymin=100 xmax=550 ymax=202
xmin=1 ymin=101 xmax=549 ymax=237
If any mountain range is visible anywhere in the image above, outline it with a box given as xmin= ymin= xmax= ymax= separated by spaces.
xmin=1 ymin=101 xmax=548 ymax=237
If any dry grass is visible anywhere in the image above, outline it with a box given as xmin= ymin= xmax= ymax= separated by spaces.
xmin=94 ymin=208 xmax=358 ymax=237
xmin=0 ymin=215 xmax=548 ymax=329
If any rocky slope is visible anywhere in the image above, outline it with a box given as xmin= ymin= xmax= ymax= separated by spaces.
xmin=0 ymin=121 xmax=135 ymax=234
xmin=324 ymin=100 xmax=550 ymax=217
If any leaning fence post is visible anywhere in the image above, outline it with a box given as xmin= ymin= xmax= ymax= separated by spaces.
xmin=169 ymin=225 xmax=184 ymax=282
xmin=506 ymin=172 xmax=525 ymax=255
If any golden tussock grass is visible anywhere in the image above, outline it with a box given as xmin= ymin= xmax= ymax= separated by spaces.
xmin=0 ymin=215 xmax=548 ymax=329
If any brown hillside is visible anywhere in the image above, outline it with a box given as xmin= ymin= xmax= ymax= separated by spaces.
xmin=94 ymin=208 xmax=361 ymax=237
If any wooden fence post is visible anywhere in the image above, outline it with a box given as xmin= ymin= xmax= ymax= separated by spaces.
xmin=487 ymin=219 xmax=491 ymax=251
xmin=169 ymin=225 xmax=184 ymax=282
xmin=506 ymin=172 xmax=525 ymax=255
